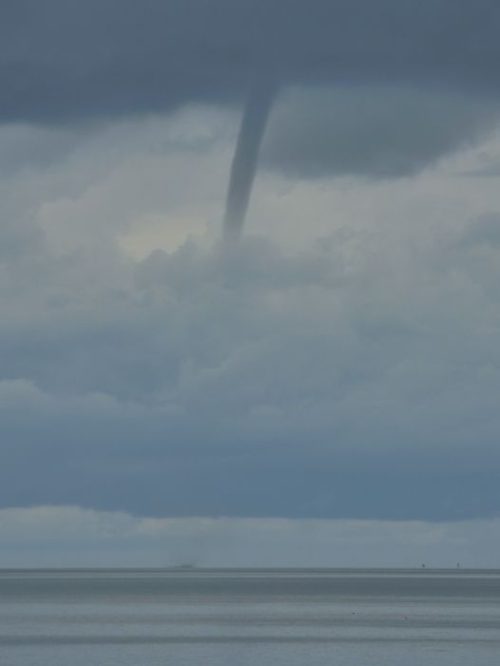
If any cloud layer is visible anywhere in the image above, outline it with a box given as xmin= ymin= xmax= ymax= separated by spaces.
xmin=263 ymin=86 xmax=500 ymax=178
xmin=3 ymin=1 xmax=500 ymax=122
xmin=1 ymin=113 xmax=500 ymax=520
xmin=2 ymin=3 xmax=500 ymax=530
xmin=3 ymin=1 xmax=500 ymax=196
xmin=1 ymin=506 xmax=499 ymax=568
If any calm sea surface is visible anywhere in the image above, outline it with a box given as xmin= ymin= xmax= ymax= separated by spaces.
xmin=1 ymin=568 xmax=499 ymax=665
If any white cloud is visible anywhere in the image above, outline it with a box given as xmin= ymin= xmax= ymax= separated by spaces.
xmin=0 ymin=506 xmax=498 ymax=568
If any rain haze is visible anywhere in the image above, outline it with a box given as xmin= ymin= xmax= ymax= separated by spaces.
xmin=2 ymin=0 xmax=500 ymax=566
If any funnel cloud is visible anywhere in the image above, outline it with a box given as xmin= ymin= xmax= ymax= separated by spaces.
xmin=223 ymin=79 xmax=276 ymax=241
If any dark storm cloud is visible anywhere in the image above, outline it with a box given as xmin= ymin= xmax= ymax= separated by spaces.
xmin=2 ymin=1 xmax=500 ymax=524
xmin=2 ymin=0 xmax=500 ymax=124
xmin=262 ymin=86 xmax=500 ymax=179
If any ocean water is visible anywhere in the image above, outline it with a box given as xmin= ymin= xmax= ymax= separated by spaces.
xmin=1 ymin=568 xmax=499 ymax=665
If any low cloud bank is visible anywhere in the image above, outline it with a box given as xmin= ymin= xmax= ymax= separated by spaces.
xmin=1 ymin=506 xmax=498 ymax=569
xmin=3 ymin=217 xmax=500 ymax=519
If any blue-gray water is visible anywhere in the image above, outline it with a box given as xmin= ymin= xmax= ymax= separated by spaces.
xmin=1 ymin=568 xmax=499 ymax=665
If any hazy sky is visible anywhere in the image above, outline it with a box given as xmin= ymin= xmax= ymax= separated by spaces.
xmin=1 ymin=1 xmax=500 ymax=564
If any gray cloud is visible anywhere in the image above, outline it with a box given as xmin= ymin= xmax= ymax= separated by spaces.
xmin=3 ymin=1 xmax=500 ymax=190
xmin=262 ymin=86 xmax=500 ymax=179
xmin=2 ymin=0 xmax=500 ymax=124
xmin=2 ymin=4 xmax=500 ymax=524
xmin=1 ymin=506 xmax=499 ymax=567
xmin=2 ymin=213 xmax=500 ymax=519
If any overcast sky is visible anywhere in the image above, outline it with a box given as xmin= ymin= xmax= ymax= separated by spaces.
xmin=2 ymin=1 xmax=500 ymax=565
